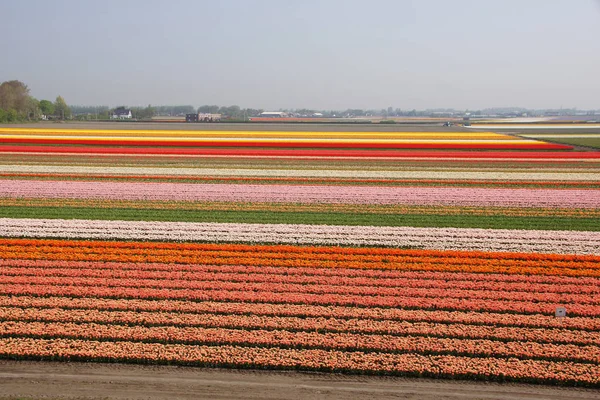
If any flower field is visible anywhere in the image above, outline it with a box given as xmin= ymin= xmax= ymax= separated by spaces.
xmin=0 ymin=126 xmax=598 ymax=386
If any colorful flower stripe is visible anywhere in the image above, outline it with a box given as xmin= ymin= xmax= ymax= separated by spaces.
xmin=2 ymin=145 xmax=599 ymax=159
xmin=5 ymin=266 xmax=598 ymax=296
xmin=0 ymin=258 xmax=600 ymax=286
xmin=2 ymin=338 xmax=598 ymax=386
xmin=2 ymin=197 xmax=598 ymax=218
xmin=3 ymin=295 xmax=597 ymax=331
xmin=2 ymin=251 xmax=597 ymax=277
xmin=2 ymin=218 xmax=598 ymax=255
xmin=2 ymin=173 xmax=600 ymax=189
xmin=5 ymin=273 xmax=597 ymax=307
xmin=0 ymin=128 xmax=515 ymax=138
xmin=3 ymin=283 xmax=598 ymax=317
xmin=3 ymin=153 xmax=597 ymax=169
xmin=3 ymin=180 xmax=600 ymax=208
xmin=3 ymin=306 xmax=597 ymax=346
xmin=3 ymin=259 xmax=598 ymax=289
xmin=2 ymin=238 xmax=598 ymax=269
xmin=0 ymin=137 xmax=572 ymax=150
xmin=1 ymin=165 xmax=598 ymax=181
xmin=2 ymin=321 xmax=597 ymax=364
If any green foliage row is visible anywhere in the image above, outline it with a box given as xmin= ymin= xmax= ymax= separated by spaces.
xmin=1 ymin=206 xmax=597 ymax=231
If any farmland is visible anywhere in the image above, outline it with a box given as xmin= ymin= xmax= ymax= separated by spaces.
xmin=0 ymin=123 xmax=598 ymax=390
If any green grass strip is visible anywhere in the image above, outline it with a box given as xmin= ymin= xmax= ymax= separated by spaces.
xmin=0 ymin=206 xmax=598 ymax=231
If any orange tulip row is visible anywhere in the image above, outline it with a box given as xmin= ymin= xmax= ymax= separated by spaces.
xmin=1 ymin=239 xmax=598 ymax=277
xmin=2 ymin=306 xmax=597 ymax=346
xmin=2 ymin=320 xmax=598 ymax=364
xmin=2 ymin=295 xmax=596 ymax=331
xmin=1 ymin=338 xmax=598 ymax=386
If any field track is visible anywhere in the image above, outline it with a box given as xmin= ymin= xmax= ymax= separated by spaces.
xmin=1 ymin=361 xmax=599 ymax=400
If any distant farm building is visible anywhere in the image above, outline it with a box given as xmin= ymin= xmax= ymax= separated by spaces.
xmin=112 ymin=108 xmax=132 ymax=119
xmin=185 ymin=113 xmax=221 ymax=122
xmin=259 ymin=112 xmax=289 ymax=118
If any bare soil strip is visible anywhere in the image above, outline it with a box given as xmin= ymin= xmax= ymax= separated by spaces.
xmin=0 ymin=361 xmax=598 ymax=400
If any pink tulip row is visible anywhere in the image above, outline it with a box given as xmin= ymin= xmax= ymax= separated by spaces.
xmin=2 ymin=218 xmax=599 ymax=255
xmin=2 ymin=283 xmax=598 ymax=317
xmin=1 ymin=338 xmax=598 ymax=385
xmin=2 ymin=179 xmax=600 ymax=208
xmin=2 ymin=321 xmax=598 ymax=364
xmin=4 ymin=265 xmax=598 ymax=296
xmin=3 ymin=259 xmax=599 ymax=287
xmin=3 ymin=274 xmax=596 ymax=306
xmin=3 ymin=295 xmax=596 ymax=331
xmin=2 ymin=306 xmax=596 ymax=346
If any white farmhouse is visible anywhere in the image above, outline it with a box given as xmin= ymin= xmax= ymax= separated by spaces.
xmin=112 ymin=108 xmax=133 ymax=119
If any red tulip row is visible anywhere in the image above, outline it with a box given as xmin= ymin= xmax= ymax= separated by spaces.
xmin=2 ymin=306 xmax=596 ymax=346
xmin=0 ymin=137 xmax=573 ymax=150
xmin=2 ymin=295 xmax=596 ymax=331
xmin=2 ymin=283 xmax=598 ymax=317
xmin=1 ymin=321 xmax=597 ymax=364
xmin=4 ymin=145 xmax=598 ymax=159
xmin=3 ymin=265 xmax=598 ymax=296
xmin=2 ymin=274 xmax=595 ymax=306
xmin=1 ymin=338 xmax=598 ymax=386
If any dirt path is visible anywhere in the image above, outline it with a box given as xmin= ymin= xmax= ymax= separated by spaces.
xmin=0 ymin=361 xmax=598 ymax=400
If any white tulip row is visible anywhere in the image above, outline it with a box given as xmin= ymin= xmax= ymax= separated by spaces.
xmin=1 ymin=218 xmax=598 ymax=255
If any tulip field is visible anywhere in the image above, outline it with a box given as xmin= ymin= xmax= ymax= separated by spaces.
xmin=0 ymin=125 xmax=598 ymax=387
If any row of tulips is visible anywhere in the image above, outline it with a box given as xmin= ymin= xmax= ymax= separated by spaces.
xmin=2 ymin=197 xmax=598 ymax=218
xmin=0 ymin=137 xmax=573 ymax=150
xmin=3 ymin=274 xmax=596 ymax=306
xmin=2 ymin=259 xmax=599 ymax=288
xmin=1 ymin=218 xmax=599 ymax=255
xmin=3 ymin=145 xmax=599 ymax=159
xmin=0 ymin=128 xmax=517 ymax=139
xmin=4 ymin=266 xmax=598 ymax=296
xmin=2 ymin=306 xmax=597 ymax=346
xmin=1 ymin=338 xmax=598 ymax=386
xmin=3 ymin=179 xmax=600 ymax=207
xmin=3 ymin=173 xmax=600 ymax=189
xmin=3 ymin=283 xmax=598 ymax=317
xmin=3 ymin=237 xmax=597 ymax=260
xmin=2 ymin=295 xmax=597 ymax=331
xmin=3 ymin=166 xmax=597 ymax=181
xmin=2 ymin=243 xmax=598 ymax=278
xmin=1 ymin=320 xmax=597 ymax=364
xmin=2 ymin=251 xmax=598 ymax=278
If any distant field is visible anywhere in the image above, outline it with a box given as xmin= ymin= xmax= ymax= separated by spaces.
xmin=518 ymin=134 xmax=600 ymax=150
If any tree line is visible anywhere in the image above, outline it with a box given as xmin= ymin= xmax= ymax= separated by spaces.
xmin=0 ymin=80 xmax=71 ymax=123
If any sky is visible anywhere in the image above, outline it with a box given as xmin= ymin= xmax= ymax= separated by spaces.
xmin=2 ymin=0 xmax=600 ymax=110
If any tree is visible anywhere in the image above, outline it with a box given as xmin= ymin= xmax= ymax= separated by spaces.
xmin=0 ymin=80 xmax=30 ymax=115
xmin=39 ymin=100 xmax=55 ymax=116
xmin=54 ymin=96 xmax=71 ymax=119
xmin=198 ymin=105 xmax=220 ymax=114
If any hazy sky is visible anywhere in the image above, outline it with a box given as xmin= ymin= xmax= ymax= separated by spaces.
xmin=2 ymin=0 xmax=599 ymax=110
